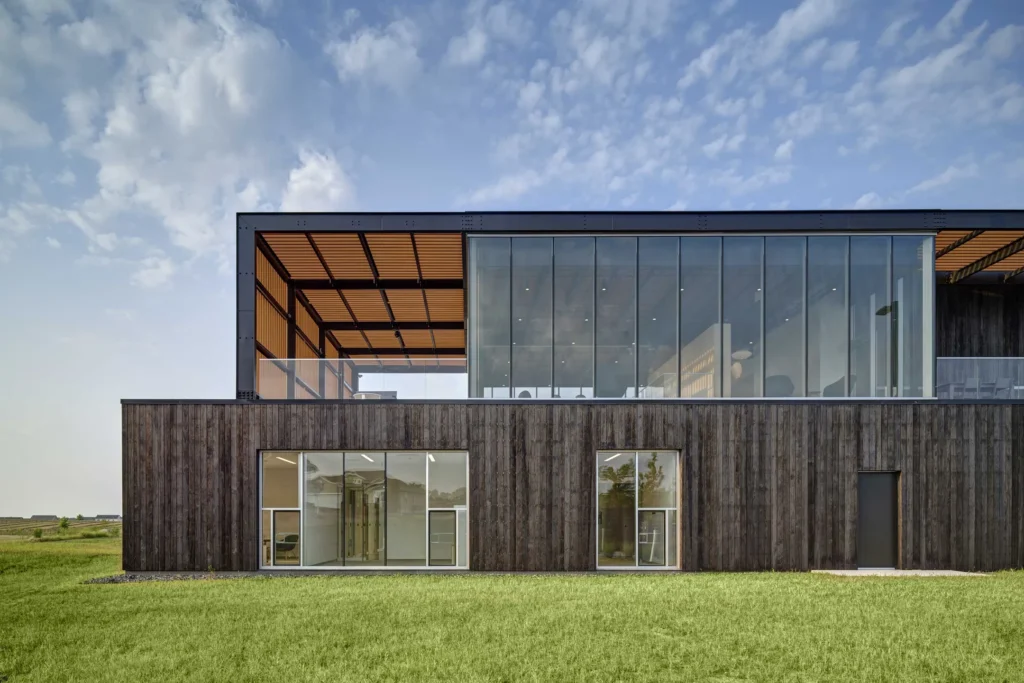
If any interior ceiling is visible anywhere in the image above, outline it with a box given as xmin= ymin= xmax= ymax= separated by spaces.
xmin=935 ymin=230 xmax=1024 ymax=279
xmin=260 ymin=232 xmax=464 ymax=363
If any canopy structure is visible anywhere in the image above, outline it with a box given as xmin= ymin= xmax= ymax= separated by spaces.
xmin=935 ymin=230 xmax=1024 ymax=283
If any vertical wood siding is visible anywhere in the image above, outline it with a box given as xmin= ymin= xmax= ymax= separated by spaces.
xmin=122 ymin=402 xmax=1024 ymax=573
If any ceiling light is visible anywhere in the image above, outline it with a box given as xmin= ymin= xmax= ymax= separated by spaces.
xmin=652 ymin=318 xmax=657 ymax=321
xmin=275 ymin=456 xmax=296 ymax=465
xmin=784 ymin=318 xmax=789 ymax=322
xmin=525 ymin=287 xmax=530 ymax=291
xmin=749 ymin=341 xmax=754 ymax=345
xmin=571 ymin=341 xmax=575 ymax=345
xmin=427 ymin=453 xmax=435 ymax=462
xmin=518 ymin=318 xmax=522 ymax=322
xmin=561 ymin=360 xmax=565 ymax=363
xmin=614 ymin=360 xmax=618 ymax=364
xmin=584 ymin=318 xmax=589 ymax=322
xmin=756 ymin=288 xmax=761 ymax=292
xmin=602 ymin=288 xmax=606 ymax=291
xmin=360 ymin=453 xmax=373 ymax=463
xmin=604 ymin=452 xmax=623 ymax=462
xmin=832 ymin=288 xmax=837 ymax=291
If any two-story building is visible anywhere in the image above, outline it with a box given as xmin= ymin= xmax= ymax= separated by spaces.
xmin=122 ymin=210 xmax=1024 ymax=573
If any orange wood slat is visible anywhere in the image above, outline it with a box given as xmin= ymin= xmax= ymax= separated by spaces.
xmin=311 ymin=233 xmax=374 ymax=279
xmin=432 ymin=329 xmax=466 ymax=349
xmin=363 ymin=329 xmax=403 ymax=349
xmin=301 ymin=290 xmax=352 ymax=323
xmin=936 ymin=230 xmax=1024 ymax=271
xmin=365 ymin=234 xmax=419 ymax=278
xmin=425 ymin=290 xmax=465 ymax=322
xmin=331 ymin=330 xmax=368 ymax=350
xmin=341 ymin=290 xmax=391 ymax=322
xmin=991 ymin=250 xmax=1024 ymax=271
xmin=400 ymin=329 xmax=434 ymax=347
xmin=295 ymin=301 xmax=320 ymax=346
xmin=256 ymin=292 xmax=288 ymax=358
xmin=256 ymin=352 xmax=288 ymax=399
xmin=934 ymin=230 xmax=971 ymax=253
xmin=385 ymin=289 xmax=428 ymax=322
xmin=295 ymin=336 xmax=320 ymax=390
xmin=415 ymin=234 xmax=463 ymax=278
xmin=262 ymin=234 xmax=329 ymax=279
xmin=256 ymin=249 xmax=288 ymax=307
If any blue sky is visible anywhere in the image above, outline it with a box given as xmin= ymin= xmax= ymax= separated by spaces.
xmin=0 ymin=0 xmax=1022 ymax=515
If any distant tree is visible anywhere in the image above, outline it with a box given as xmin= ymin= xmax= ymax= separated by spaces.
xmin=76 ymin=514 xmax=84 ymax=520
xmin=59 ymin=517 xmax=69 ymax=531
xmin=33 ymin=528 xmax=43 ymax=539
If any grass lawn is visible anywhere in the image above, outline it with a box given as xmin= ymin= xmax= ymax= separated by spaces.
xmin=2 ymin=538 xmax=1023 ymax=682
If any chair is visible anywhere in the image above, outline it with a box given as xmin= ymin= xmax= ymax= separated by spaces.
xmin=994 ymin=377 xmax=1012 ymax=399
xmin=275 ymin=534 xmax=299 ymax=561
xmin=963 ymin=376 xmax=980 ymax=399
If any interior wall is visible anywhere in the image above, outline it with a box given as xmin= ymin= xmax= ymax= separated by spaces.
xmin=937 ymin=284 xmax=1024 ymax=356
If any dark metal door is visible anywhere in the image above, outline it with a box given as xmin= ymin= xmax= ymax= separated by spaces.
xmin=857 ymin=472 xmax=898 ymax=568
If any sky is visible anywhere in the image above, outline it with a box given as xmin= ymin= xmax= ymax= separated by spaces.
xmin=0 ymin=0 xmax=1022 ymax=516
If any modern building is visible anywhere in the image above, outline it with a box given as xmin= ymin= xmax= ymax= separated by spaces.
xmin=122 ymin=211 xmax=1024 ymax=573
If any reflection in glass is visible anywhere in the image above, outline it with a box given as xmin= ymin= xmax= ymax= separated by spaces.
xmin=429 ymin=511 xmax=457 ymax=566
xmin=457 ymin=508 xmax=468 ymax=568
xmin=596 ymin=238 xmax=637 ymax=397
xmin=808 ymin=237 xmax=848 ymax=397
xmin=764 ymin=237 xmax=805 ymax=397
xmin=262 ymin=452 xmax=299 ymax=508
xmin=850 ymin=237 xmax=890 ymax=397
xmin=666 ymin=510 xmax=678 ymax=568
xmin=638 ymin=238 xmax=679 ymax=397
xmin=469 ymin=238 xmax=511 ymax=398
xmin=554 ymin=238 xmax=595 ymax=398
xmin=345 ymin=452 xmax=385 ymax=566
xmin=386 ymin=453 xmax=427 ymax=566
xmin=723 ymin=237 xmax=763 ymax=397
xmin=680 ymin=237 xmax=721 ymax=397
xmin=512 ymin=238 xmax=553 ymax=398
xmin=638 ymin=510 xmax=667 ymax=566
xmin=428 ymin=452 xmax=467 ymax=508
xmin=262 ymin=510 xmax=271 ymax=567
xmin=303 ymin=453 xmax=344 ymax=567
xmin=638 ymin=452 xmax=677 ymax=508
xmin=597 ymin=451 xmax=636 ymax=566
xmin=273 ymin=510 xmax=300 ymax=566
xmin=893 ymin=236 xmax=933 ymax=397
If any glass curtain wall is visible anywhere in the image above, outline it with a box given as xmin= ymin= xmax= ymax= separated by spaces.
xmin=597 ymin=450 xmax=679 ymax=569
xmin=468 ymin=235 xmax=934 ymax=398
xmin=261 ymin=451 xmax=468 ymax=569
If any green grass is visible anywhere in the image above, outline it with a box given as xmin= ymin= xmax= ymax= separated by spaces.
xmin=1 ymin=539 xmax=1023 ymax=682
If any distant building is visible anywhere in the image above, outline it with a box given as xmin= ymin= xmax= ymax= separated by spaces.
xmin=30 ymin=515 xmax=58 ymax=521
xmin=96 ymin=514 xmax=122 ymax=521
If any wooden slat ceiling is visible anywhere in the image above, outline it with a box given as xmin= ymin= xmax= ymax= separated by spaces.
xmin=936 ymin=230 xmax=1024 ymax=273
xmin=263 ymin=232 xmax=464 ymax=357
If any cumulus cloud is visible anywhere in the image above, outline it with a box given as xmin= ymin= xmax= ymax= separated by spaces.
xmin=774 ymin=139 xmax=794 ymax=161
xmin=280 ymin=150 xmax=356 ymax=212
xmin=852 ymin=192 xmax=883 ymax=209
xmin=0 ymin=97 xmax=51 ymax=147
xmin=445 ymin=0 xmax=532 ymax=66
xmin=326 ymin=18 xmax=421 ymax=91
xmin=46 ymin=236 xmax=61 ymax=248
xmin=131 ymin=255 xmax=175 ymax=288
xmin=907 ymin=163 xmax=979 ymax=193
xmin=823 ymin=40 xmax=858 ymax=71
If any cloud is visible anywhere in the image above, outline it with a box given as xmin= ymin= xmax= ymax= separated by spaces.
xmin=823 ymin=40 xmax=858 ymax=71
xmin=445 ymin=1 xmax=532 ymax=66
xmin=131 ymin=255 xmax=175 ymax=288
xmin=46 ymin=236 xmax=61 ymax=248
xmin=907 ymin=163 xmax=979 ymax=193
xmin=774 ymin=139 xmax=794 ymax=161
xmin=878 ymin=16 xmax=915 ymax=48
xmin=852 ymin=192 xmax=883 ymax=209
xmin=463 ymin=169 xmax=543 ymax=205
xmin=760 ymin=0 xmax=846 ymax=64
xmin=325 ymin=18 xmax=421 ymax=91
xmin=702 ymin=133 xmax=745 ymax=158
xmin=55 ymin=169 xmax=75 ymax=186
xmin=708 ymin=166 xmax=792 ymax=195
xmin=517 ymin=81 xmax=545 ymax=110
xmin=712 ymin=0 xmax=738 ymax=16
xmin=0 ymin=97 xmax=51 ymax=147
xmin=446 ymin=26 xmax=488 ymax=65
xmin=280 ymin=149 xmax=356 ymax=212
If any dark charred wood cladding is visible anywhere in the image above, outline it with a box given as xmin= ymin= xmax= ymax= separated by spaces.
xmin=937 ymin=284 xmax=1024 ymax=356
xmin=122 ymin=402 xmax=1024 ymax=573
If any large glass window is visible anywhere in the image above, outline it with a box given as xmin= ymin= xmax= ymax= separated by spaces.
xmin=511 ymin=238 xmax=553 ymax=398
xmin=597 ymin=451 xmax=679 ymax=569
xmin=469 ymin=238 xmax=511 ymax=398
xmin=680 ymin=237 xmax=721 ymax=397
xmin=262 ymin=451 xmax=468 ymax=569
xmin=554 ymin=238 xmax=595 ymax=399
xmin=850 ymin=237 xmax=891 ymax=397
xmin=764 ymin=237 xmax=805 ymax=397
xmin=893 ymin=236 xmax=934 ymax=397
xmin=638 ymin=238 xmax=679 ymax=397
xmin=807 ymin=237 xmax=849 ymax=397
xmin=596 ymin=238 xmax=637 ymax=397
xmin=722 ymin=237 xmax=763 ymax=397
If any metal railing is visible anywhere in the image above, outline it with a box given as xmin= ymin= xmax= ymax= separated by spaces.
xmin=258 ymin=358 xmax=468 ymax=400
xmin=935 ymin=357 xmax=1024 ymax=399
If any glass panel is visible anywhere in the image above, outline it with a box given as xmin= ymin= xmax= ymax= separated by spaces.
xmin=456 ymin=508 xmax=469 ymax=568
xmin=666 ymin=510 xmax=678 ymax=568
xmin=637 ymin=510 xmax=666 ymax=566
xmin=638 ymin=237 xmax=679 ymax=398
xmin=807 ymin=237 xmax=848 ymax=397
xmin=596 ymin=238 xmax=637 ymax=398
xmin=850 ymin=237 xmax=891 ymax=397
xmin=680 ymin=237 xmax=721 ymax=398
xmin=261 ymin=452 xmax=299 ymax=508
xmin=893 ymin=236 xmax=932 ymax=397
xmin=597 ymin=451 xmax=635 ymax=566
xmin=428 ymin=452 xmax=467 ymax=508
xmin=554 ymin=237 xmax=595 ymax=399
xmin=345 ymin=452 xmax=385 ymax=566
xmin=722 ymin=237 xmax=763 ymax=397
xmin=386 ymin=452 xmax=427 ymax=566
xmin=303 ymin=453 xmax=344 ymax=567
xmin=429 ymin=510 xmax=457 ymax=566
xmin=261 ymin=510 xmax=271 ymax=567
xmin=637 ymin=451 xmax=677 ymax=508
xmin=469 ymin=238 xmax=511 ymax=398
xmin=272 ymin=510 xmax=300 ymax=566
xmin=511 ymin=238 xmax=553 ymax=398
xmin=764 ymin=237 xmax=805 ymax=397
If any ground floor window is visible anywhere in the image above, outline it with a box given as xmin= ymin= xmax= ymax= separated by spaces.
xmin=260 ymin=451 xmax=469 ymax=569
xmin=596 ymin=451 xmax=679 ymax=569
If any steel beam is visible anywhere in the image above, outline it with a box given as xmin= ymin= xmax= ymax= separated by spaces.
xmin=936 ymin=229 xmax=984 ymax=258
